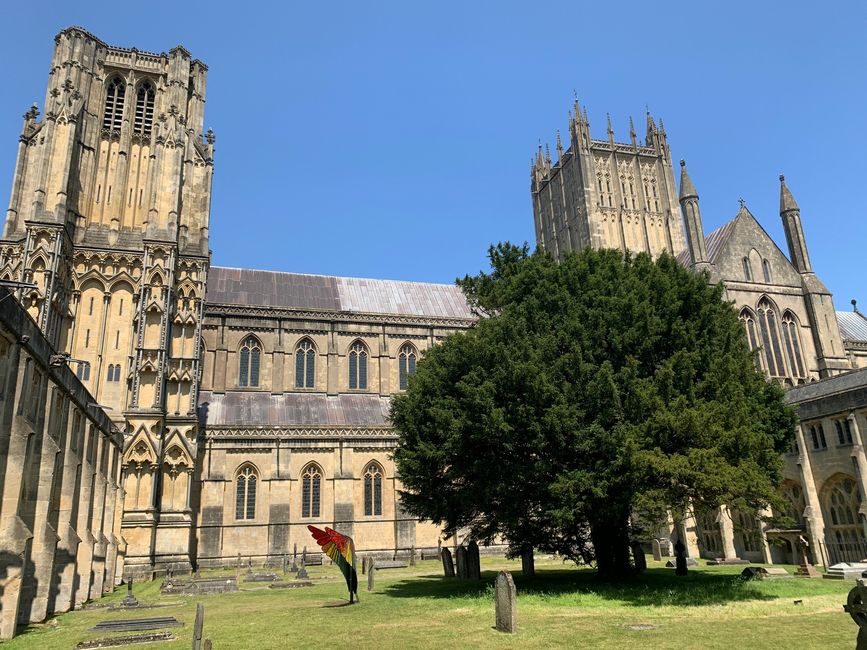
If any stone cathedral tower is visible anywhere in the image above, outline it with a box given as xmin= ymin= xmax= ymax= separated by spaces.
xmin=0 ymin=27 xmax=213 ymax=575
xmin=531 ymin=100 xmax=686 ymax=258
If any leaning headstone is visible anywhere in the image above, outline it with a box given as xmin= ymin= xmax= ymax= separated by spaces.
xmin=494 ymin=571 xmax=517 ymax=633
xmin=651 ymin=539 xmax=662 ymax=562
xmin=674 ymin=539 xmax=688 ymax=576
xmin=121 ymin=577 xmax=139 ymax=607
xmin=456 ymin=546 xmax=469 ymax=579
xmin=467 ymin=540 xmax=481 ymax=580
xmin=367 ymin=560 xmax=376 ymax=592
xmin=297 ymin=558 xmax=309 ymax=580
xmin=192 ymin=603 xmax=204 ymax=650
xmin=844 ymin=578 xmax=867 ymax=650
xmin=441 ymin=548 xmax=455 ymax=577
xmin=631 ymin=542 xmax=647 ymax=574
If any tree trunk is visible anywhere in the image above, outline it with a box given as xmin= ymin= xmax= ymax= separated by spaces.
xmin=591 ymin=516 xmax=632 ymax=580
xmin=521 ymin=547 xmax=535 ymax=577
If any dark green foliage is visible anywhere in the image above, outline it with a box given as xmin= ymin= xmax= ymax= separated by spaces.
xmin=390 ymin=245 xmax=796 ymax=578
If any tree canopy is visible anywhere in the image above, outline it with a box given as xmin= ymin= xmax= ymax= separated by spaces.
xmin=390 ymin=244 xmax=796 ymax=578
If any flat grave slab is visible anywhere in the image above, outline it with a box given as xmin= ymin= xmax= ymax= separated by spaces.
xmin=824 ymin=562 xmax=867 ymax=580
xmin=75 ymin=631 xmax=177 ymax=648
xmin=373 ymin=561 xmax=408 ymax=570
xmin=160 ymin=576 xmax=238 ymax=595
xmin=269 ymin=581 xmax=315 ymax=589
xmin=91 ymin=617 xmax=181 ymax=633
xmin=244 ymin=572 xmax=279 ymax=582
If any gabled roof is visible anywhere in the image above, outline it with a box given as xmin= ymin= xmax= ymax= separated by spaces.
xmin=838 ymin=310 xmax=867 ymax=342
xmin=206 ymin=266 xmax=474 ymax=319
xmin=676 ymin=217 xmax=737 ymax=267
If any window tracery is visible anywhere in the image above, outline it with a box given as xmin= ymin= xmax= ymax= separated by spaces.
xmin=398 ymin=343 xmax=417 ymax=391
xmin=239 ymin=336 xmax=261 ymax=387
xmin=235 ymin=465 xmax=257 ymax=520
xmin=295 ymin=338 xmax=315 ymax=389
xmin=363 ymin=462 xmax=383 ymax=516
xmin=302 ymin=464 xmax=322 ymax=518
xmin=348 ymin=341 xmax=368 ymax=390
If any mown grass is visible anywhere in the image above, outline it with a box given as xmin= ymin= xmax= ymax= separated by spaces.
xmin=4 ymin=556 xmax=856 ymax=649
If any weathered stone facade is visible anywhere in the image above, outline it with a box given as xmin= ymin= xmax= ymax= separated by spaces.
xmin=0 ymin=287 xmax=123 ymax=638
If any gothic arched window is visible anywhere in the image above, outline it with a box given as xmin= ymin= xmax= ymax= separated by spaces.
xmin=294 ymin=338 xmax=316 ymax=389
xmin=102 ymin=76 xmax=125 ymax=131
xmin=238 ymin=336 xmax=261 ymax=387
xmin=762 ymin=259 xmax=772 ymax=283
xmin=756 ymin=299 xmax=785 ymax=377
xmin=739 ymin=308 xmax=763 ymax=368
xmin=398 ymin=343 xmax=417 ymax=391
xmin=363 ymin=462 xmax=383 ymax=516
xmin=134 ymin=80 xmax=155 ymax=136
xmin=742 ymin=257 xmax=753 ymax=282
xmin=780 ymin=482 xmax=806 ymax=527
xmin=235 ymin=465 xmax=257 ymax=520
xmin=348 ymin=341 xmax=368 ymax=390
xmin=781 ymin=311 xmax=806 ymax=379
xmin=824 ymin=477 xmax=862 ymax=546
xmin=301 ymin=464 xmax=322 ymax=518
xmin=76 ymin=362 xmax=90 ymax=381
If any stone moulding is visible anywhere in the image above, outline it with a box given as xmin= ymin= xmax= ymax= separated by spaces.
xmin=206 ymin=303 xmax=477 ymax=328
xmin=204 ymin=426 xmax=397 ymax=439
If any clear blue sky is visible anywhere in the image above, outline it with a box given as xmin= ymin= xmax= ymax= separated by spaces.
xmin=1 ymin=1 xmax=864 ymax=308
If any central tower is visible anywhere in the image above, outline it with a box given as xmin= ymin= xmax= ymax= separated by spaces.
xmin=531 ymin=101 xmax=685 ymax=258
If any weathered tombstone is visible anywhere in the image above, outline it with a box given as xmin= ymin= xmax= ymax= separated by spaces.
xmin=297 ymin=557 xmax=309 ymax=580
xmin=456 ymin=546 xmax=469 ymax=579
xmin=631 ymin=542 xmax=647 ymax=574
xmin=367 ymin=560 xmax=376 ymax=592
xmin=795 ymin=535 xmax=821 ymax=578
xmin=844 ymin=578 xmax=867 ymax=650
xmin=121 ymin=577 xmax=138 ymax=607
xmin=651 ymin=539 xmax=662 ymax=562
xmin=441 ymin=548 xmax=455 ymax=577
xmin=291 ymin=543 xmax=298 ymax=573
xmin=361 ymin=556 xmax=367 ymax=575
xmin=192 ymin=603 xmax=204 ymax=650
xmin=494 ymin=571 xmax=517 ymax=633
xmin=302 ymin=546 xmax=307 ymax=565
xmin=521 ymin=548 xmax=535 ymax=577
xmin=410 ymin=545 xmax=416 ymax=566
xmin=203 ymin=641 xmax=212 ymax=650
xmin=467 ymin=540 xmax=481 ymax=580
xmin=674 ymin=539 xmax=688 ymax=576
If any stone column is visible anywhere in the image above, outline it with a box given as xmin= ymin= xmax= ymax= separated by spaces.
xmin=73 ymin=426 xmax=97 ymax=606
xmin=758 ymin=507 xmax=774 ymax=564
xmin=51 ymin=405 xmax=84 ymax=613
xmin=796 ymin=424 xmax=829 ymax=566
xmin=849 ymin=413 xmax=867 ymax=543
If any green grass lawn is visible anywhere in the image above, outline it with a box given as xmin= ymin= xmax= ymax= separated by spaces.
xmin=5 ymin=557 xmax=856 ymax=649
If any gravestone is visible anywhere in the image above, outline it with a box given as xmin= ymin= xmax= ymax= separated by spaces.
xmin=192 ymin=603 xmax=204 ymax=650
xmin=631 ymin=542 xmax=647 ymax=573
xmin=297 ymin=558 xmax=309 ymax=580
xmin=521 ymin=548 xmax=535 ymax=577
xmin=367 ymin=560 xmax=376 ymax=592
xmin=374 ymin=560 xmax=407 ymax=570
xmin=651 ymin=539 xmax=662 ymax=562
xmin=302 ymin=546 xmax=307 ymax=565
xmin=410 ymin=545 xmax=416 ymax=566
xmin=455 ymin=546 xmax=468 ymax=579
xmin=674 ymin=539 xmax=688 ymax=576
xmin=121 ymin=577 xmax=139 ymax=607
xmin=494 ymin=571 xmax=517 ymax=633
xmin=441 ymin=548 xmax=455 ymax=577
xmin=76 ymin=632 xmax=176 ymax=649
xmin=204 ymin=641 xmax=212 ymax=650
xmin=467 ymin=541 xmax=481 ymax=580
xmin=361 ymin=556 xmax=367 ymax=575
xmin=795 ymin=536 xmax=822 ymax=578
xmin=844 ymin=578 xmax=867 ymax=650
xmin=92 ymin=617 xmax=181 ymax=632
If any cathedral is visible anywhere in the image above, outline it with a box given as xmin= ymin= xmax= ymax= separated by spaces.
xmin=0 ymin=26 xmax=865 ymax=638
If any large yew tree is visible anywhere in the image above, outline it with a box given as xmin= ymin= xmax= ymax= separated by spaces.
xmin=391 ymin=245 xmax=796 ymax=578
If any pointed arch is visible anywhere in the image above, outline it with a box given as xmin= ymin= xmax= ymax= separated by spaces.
xmin=301 ymin=463 xmax=323 ymax=518
xmin=756 ymin=296 xmax=785 ymax=378
xmin=123 ymin=428 xmax=157 ymax=466
xmin=163 ymin=432 xmax=193 ymax=470
xmin=398 ymin=342 xmax=418 ymax=391
xmin=780 ymin=310 xmax=806 ymax=379
xmin=133 ymin=80 xmax=155 ymax=136
xmin=348 ymin=339 xmax=368 ymax=391
xmin=739 ymin=307 xmax=764 ymax=371
xmin=822 ymin=474 xmax=862 ymax=547
xmin=363 ymin=461 xmax=384 ymax=516
xmin=235 ymin=462 xmax=258 ymax=520
xmin=238 ymin=334 xmax=262 ymax=387
xmin=294 ymin=337 xmax=316 ymax=389
xmin=102 ymin=75 xmax=126 ymax=132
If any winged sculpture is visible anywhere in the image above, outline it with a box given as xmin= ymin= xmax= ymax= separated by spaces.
xmin=307 ymin=525 xmax=359 ymax=603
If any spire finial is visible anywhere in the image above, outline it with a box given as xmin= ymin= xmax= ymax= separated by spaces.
xmin=679 ymin=159 xmax=698 ymax=200
xmin=779 ymin=174 xmax=800 ymax=213
xmin=853 ymin=299 xmax=860 ymax=314
xmin=738 ymin=197 xmax=746 ymax=209
xmin=556 ymin=129 xmax=564 ymax=157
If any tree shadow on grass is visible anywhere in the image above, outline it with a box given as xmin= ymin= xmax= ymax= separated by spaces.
xmin=382 ymin=568 xmax=777 ymax=607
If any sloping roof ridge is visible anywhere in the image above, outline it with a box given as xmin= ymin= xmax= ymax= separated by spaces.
xmin=704 ymin=216 xmax=738 ymax=263
xmin=210 ymin=265 xmax=460 ymax=290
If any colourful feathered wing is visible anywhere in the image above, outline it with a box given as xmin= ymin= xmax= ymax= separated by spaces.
xmin=308 ymin=525 xmax=359 ymax=601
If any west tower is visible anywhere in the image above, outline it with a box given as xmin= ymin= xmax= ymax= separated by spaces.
xmin=531 ymin=101 xmax=685 ymax=258
xmin=0 ymin=27 xmax=214 ymax=576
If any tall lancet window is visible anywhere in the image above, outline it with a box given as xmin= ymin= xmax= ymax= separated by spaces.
xmin=102 ymin=77 xmax=125 ymax=131
xmin=739 ymin=308 xmax=763 ymax=371
xmin=238 ymin=336 xmax=261 ymax=387
xmin=294 ymin=338 xmax=315 ymax=389
xmin=235 ymin=465 xmax=257 ymax=520
xmin=398 ymin=343 xmax=417 ymax=390
xmin=301 ymin=464 xmax=322 ymax=518
xmin=781 ymin=311 xmax=806 ymax=379
xmin=134 ymin=81 xmax=155 ymax=136
xmin=348 ymin=341 xmax=368 ymax=390
xmin=363 ymin=463 xmax=383 ymax=516
xmin=756 ymin=299 xmax=785 ymax=378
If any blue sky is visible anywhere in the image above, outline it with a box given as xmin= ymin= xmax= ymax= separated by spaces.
xmin=1 ymin=1 xmax=864 ymax=308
